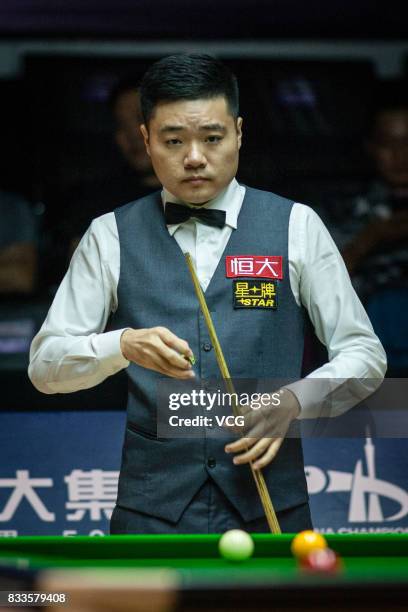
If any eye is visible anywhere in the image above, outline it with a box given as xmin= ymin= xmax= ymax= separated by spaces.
xmin=166 ymin=138 xmax=182 ymax=146
xmin=206 ymin=135 xmax=223 ymax=144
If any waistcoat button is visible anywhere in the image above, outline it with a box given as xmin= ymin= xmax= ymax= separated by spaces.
xmin=203 ymin=343 xmax=212 ymax=352
xmin=207 ymin=457 xmax=216 ymax=468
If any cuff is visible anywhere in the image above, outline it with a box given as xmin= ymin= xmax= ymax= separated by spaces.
xmin=283 ymin=379 xmax=334 ymax=419
xmin=91 ymin=328 xmax=130 ymax=374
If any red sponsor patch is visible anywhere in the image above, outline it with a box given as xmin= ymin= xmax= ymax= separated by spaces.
xmin=226 ymin=255 xmax=283 ymax=279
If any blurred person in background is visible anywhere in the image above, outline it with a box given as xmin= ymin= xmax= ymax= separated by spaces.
xmin=327 ymin=81 xmax=408 ymax=375
xmin=66 ymin=77 xmax=160 ymax=256
xmin=0 ymin=189 xmax=37 ymax=295
xmin=111 ymin=76 xmax=160 ymax=191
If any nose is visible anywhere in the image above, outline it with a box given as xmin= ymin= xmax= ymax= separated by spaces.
xmin=184 ymin=142 xmax=206 ymax=168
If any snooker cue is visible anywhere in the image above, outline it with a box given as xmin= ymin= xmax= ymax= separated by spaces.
xmin=184 ymin=253 xmax=281 ymax=534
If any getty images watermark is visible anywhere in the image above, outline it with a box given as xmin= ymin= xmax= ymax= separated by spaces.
xmin=169 ymin=388 xmax=282 ymax=415
xmin=153 ymin=378 xmax=408 ymax=439
xmin=160 ymin=385 xmax=284 ymax=437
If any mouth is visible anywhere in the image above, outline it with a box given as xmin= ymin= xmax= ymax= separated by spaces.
xmin=183 ymin=176 xmax=210 ymax=185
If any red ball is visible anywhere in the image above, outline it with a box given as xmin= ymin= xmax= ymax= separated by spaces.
xmin=300 ymin=547 xmax=341 ymax=574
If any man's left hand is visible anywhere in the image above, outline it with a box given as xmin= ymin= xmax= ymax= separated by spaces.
xmin=224 ymin=388 xmax=300 ymax=470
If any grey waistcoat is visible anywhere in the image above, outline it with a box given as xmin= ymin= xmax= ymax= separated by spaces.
xmin=111 ymin=186 xmax=309 ymax=523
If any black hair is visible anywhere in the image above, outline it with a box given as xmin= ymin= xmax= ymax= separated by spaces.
xmin=108 ymin=75 xmax=142 ymax=112
xmin=139 ymin=53 xmax=239 ymax=124
xmin=366 ymin=78 xmax=408 ymax=134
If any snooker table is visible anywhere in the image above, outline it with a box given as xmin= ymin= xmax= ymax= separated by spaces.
xmin=0 ymin=534 xmax=407 ymax=611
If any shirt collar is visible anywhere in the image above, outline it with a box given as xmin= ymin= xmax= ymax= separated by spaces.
xmin=162 ymin=179 xmax=244 ymax=235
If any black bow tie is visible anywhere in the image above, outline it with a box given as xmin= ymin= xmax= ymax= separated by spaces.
xmin=165 ymin=202 xmax=226 ymax=229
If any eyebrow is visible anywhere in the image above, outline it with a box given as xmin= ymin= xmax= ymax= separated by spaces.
xmin=159 ymin=123 xmax=227 ymax=133
xmin=200 ymin=123 xmax=226 ymax=132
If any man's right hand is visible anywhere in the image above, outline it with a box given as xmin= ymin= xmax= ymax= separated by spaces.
xmin=120 ymin=327 xmax=195 ymax=379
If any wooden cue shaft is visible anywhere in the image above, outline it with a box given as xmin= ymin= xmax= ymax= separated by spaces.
xmin=184 ymin=253 xmax=281 ymax=534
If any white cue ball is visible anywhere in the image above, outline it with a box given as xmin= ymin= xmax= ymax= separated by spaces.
xmin=218 ymin=529 xmax=254 ymax=562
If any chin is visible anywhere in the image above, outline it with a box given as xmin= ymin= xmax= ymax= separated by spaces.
xmin=181 ymin=186 xmax=216 ymax=204
xmin=188 ymin=196 xmax=213 ymax=205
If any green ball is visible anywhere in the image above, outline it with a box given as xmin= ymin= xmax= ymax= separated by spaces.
xmin=218 ymin=529 xmax=254 ymax=562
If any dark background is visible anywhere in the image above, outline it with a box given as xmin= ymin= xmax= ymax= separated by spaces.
xmin=0 ymin=0 xmax=406 ymax=39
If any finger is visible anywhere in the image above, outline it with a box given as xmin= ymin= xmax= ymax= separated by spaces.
xmin=152 ymin=335 xmax=193 ymax=371
xmin=252 ymin=438 xmax=284 ymax=470
xmin=156 ymin=327 xmax=193 ymax=359
xmin=225 ymin=436 xmax=258 ymax=454
xmin=232 ymin=438 xmax=271 ymax=465
xmin=149 ymin=351 xmax=195 ymax=379
xmin=159 ymin=341 xmax=193 ymax=370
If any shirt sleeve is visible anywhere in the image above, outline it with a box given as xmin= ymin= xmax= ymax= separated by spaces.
xmin=28 ymin=213 xmax=129 ymax=394
xmin=287 ymin=203 xmax=387 ymax=418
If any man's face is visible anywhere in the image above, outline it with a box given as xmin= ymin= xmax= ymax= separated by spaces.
xmin=369 ymin=109 xmax=408 ymax=188
xmin=114 ymin=89 xmax=152 ymax=173
xmin=140 ymin=97 xmax=243 ymax=204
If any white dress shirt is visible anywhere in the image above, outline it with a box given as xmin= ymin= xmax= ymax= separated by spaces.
xmin=28 ymin=179 xmax=386 ymax=416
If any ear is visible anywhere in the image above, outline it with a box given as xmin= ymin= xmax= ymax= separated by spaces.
xmin=236 ymin=117 xmax=243 ymax=149
xmin=140 ymin=124 xmax=151 ymax=156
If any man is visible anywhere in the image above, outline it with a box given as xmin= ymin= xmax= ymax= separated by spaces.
xmin=66 ymin=77 xmax=161 ymax=257
xmin=29 ymin=54 xmax=386 ymax=534
xmin=110 ymin=76 xmax=160 ymax=192
xmin=328 ymin=83 xmax=408 ymax=375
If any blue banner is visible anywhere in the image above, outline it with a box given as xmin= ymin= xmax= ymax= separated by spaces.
xmin=0 ymin=412 xmax=407 ymax=535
